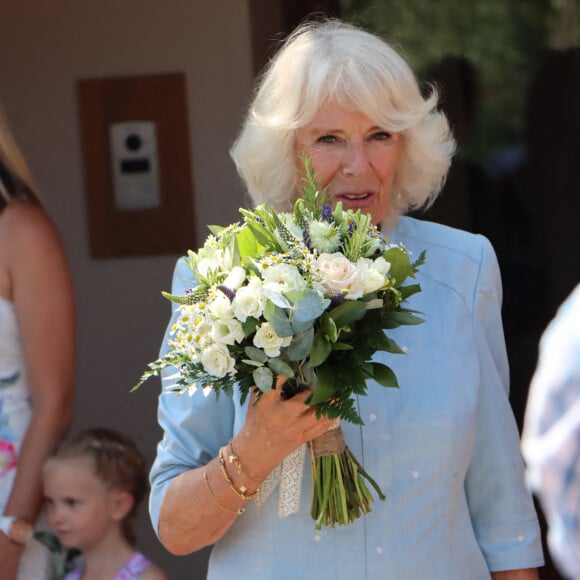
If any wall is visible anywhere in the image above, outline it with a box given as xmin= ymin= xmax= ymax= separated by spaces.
xmin=0 ymin=2 xmax=254 ymax=577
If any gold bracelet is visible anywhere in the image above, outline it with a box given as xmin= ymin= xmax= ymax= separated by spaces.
xmin=204 ymin=469 xmax=244 ymax=515
xmin=218 ymin=446 xmax=260 ymax=500
xmin=227 ymin=439 xmax=261 ymax=483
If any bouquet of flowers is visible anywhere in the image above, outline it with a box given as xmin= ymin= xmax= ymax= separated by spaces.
xmin=134 ymin=158 xmax=425 ymax=529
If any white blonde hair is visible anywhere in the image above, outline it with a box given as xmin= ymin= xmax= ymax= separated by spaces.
xmin=230 ymin=19 xmax=455 ymax=217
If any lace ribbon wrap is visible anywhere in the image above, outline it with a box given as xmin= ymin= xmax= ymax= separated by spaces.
xmin=258 ymin=423 xmax=345 ymax=517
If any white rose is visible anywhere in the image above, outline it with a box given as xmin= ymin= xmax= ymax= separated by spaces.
xmin=372 ymin=256 xmax=391 ymax=276
xmin=253 ymin=322 xmax=292 ymax=357
xmin=263 ymin=263 xmax=307 ymax=293
xmin=223 ymin=266 xmax=246 ymax=290
xmin=211 ymin=318 xmax=245 ymax=345
xmin=315 ymin=252 xmax=364 ymax=299
xmin=232 ymin=278 xmax=264 ymax=322
xmin=356 ymin=258 xmax=386 ymax=294
xmin=201 ymin=343 xmax=236 ymax=378
xmin=208 ymin=292 xmax=234 ymax=320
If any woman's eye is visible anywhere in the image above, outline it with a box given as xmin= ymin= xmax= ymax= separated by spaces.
xmin=317 ymin=134 xmax=337 ymax=144
xmin=371 ymin=131 xmax=392 ymax=141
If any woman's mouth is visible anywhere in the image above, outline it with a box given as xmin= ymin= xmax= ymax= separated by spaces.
xmin=333 ymin=191 xmax=374 ymax=207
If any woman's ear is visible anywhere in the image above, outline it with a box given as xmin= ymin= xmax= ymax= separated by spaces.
xmin=109 ymin=490 xmax=134 ymax=522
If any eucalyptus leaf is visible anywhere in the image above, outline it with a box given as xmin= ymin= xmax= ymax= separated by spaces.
xmin=253 ymin=366 xmax=273 ymax=392
xmin=287 ymin=289 xmax=330 ymax=322
xmin=262 ymin=287 xmax=291 ymax=309
xmin=244 ymin=346 xmax=268 ymax=363
xmin=287 ymin=327 xmax=314 ymax=361
xmin=264 ymin=301 xmax=294 ymax=338
xmin=267 ymin=357 xmax=295 ymax=377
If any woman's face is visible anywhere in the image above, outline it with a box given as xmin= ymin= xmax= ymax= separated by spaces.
xmin=294 ymin=101 xmax=401 ymax=224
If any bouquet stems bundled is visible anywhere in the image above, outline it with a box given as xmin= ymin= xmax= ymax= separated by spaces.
xmin=309 ymin=425 xmax=386 ymax=530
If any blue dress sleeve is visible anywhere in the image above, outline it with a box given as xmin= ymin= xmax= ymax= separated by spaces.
xmin=148 ymin=258 xmax=235 ymax=535
xmin=464 ymin=236 xmax=544 ymax=571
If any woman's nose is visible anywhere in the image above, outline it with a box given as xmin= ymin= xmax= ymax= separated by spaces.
xmin=341 ymin=141 xmax=370 ymax=176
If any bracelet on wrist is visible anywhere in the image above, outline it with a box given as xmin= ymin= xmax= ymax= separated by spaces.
xmin=0 ymin=516 xmax=33 ymax=545
xmin=218 ymin=446 xmax=260 ymax=500
xmin=227 ymin=439 xmax=261 ymax=483
xmin=204 ymin=469 xmax=245 ymax=516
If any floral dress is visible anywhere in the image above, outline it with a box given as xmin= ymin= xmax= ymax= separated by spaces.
xmin=64 ymin=552 xmax=155 ymax=580
xmin=0 ymin=297 xmax=49 ymax=578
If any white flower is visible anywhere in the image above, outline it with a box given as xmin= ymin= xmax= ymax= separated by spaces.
xmin=372 ymin=256 xmax=391 ymax=276
xmin=263 ymin=263 xmax=307 ymax=293
xmin=315 ymin=252 xmax=364 ymax=299
xmin=232 ymin=278 xmax=264 ymax=322
xmin=253 ymin=322 xmax=292 ymax=357
xmin=308 ymin=221 xmax=341 ymax=253
xmin=211 ymin=318 xmax=245 ymax=345
xmin=208 ymin=292 xmax=234 ymax=320
xmin=201 ymin=343 xmax=236 ymax=377
xmin=223 ymin=266 xmax=246 ymax=290
xmin=355 ymin=258 xmax=386 ymax=294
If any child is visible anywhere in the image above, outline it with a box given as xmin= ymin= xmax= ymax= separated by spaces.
xmin=42 ymin=428 xmax=166 ymax=580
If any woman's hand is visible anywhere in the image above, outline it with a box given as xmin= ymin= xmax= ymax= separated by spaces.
xmin=158 ymin=375 xmax=334 ymax=555
xmin=0 ymin=532 xmax=24 ymax=579
xmin=233 ymin=376 xmax=337 ymax=482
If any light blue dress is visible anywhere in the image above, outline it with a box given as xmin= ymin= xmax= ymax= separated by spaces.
xmin=149 ymin=217 xmax=543 ymax=579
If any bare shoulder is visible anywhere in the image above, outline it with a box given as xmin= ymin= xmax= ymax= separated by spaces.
xmin=0 ymin=200 xmax=61 ymax=244
xmin=141 ymin=563 xmax=168 ymax=580
xmin=0 ymin=201 xmax=66 ymax=263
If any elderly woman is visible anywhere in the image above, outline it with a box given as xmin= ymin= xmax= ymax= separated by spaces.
xmin=149 ymin=20 xmax=543 ymax=579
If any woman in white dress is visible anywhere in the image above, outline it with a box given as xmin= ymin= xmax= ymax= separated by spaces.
xmin=0 ymin=109 xmax=75 ymax=578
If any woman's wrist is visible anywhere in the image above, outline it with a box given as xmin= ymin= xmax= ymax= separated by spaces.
xmin=0 ymin=515 xmax=33 ymax=545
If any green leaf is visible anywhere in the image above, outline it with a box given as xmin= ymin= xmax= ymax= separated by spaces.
xmin=331 ymin=342 xmax=353 ymax=350
xmin=369 ymin=363 xmax=399 ymax=388
xmin=267 ymin=357 xmax=295 ymax=377
xmin=263 ymin=301 xmax=293 ymax=338
xmin=287 ymin=327 xmax=314 ymax=361
xmin=384 ymin=247 xmax=412 ymax=286
xmin=329 ymin=300 xmax=367 ymax=328
xmin=244 ymin=346 xmax=268 ymax=363
xmin=308 ymin=332 xmax=332 ymax=367
xmin=321 ymin=314 xmax=338 ymax=342
xmin=308 ymin=365 xmax=336 ymax=404
xmin=287 ymin=289 xmax=330 ymax=323
xmin=398 ymin=283 xmax=422 ymax=301
xmin=253 ymin=366 xmax=273 ymax=392
xmin=242 ymin=317 xmax=259 ymax=336
xmin=382 ymin=310 xmax=425 ymax=329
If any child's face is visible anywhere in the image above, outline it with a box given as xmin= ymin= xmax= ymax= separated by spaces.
xmin=43 ymin=456 xmax=121 ymax=550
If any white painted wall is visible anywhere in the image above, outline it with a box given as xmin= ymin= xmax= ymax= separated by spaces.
xmin=0 ymin=2 xmax=254 ymax=577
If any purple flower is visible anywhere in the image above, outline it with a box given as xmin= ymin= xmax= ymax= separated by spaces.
xmin=218 ymin=285 xmax=236 ymax=302
xmin=321 ymin=205 xmax=333 ymax=221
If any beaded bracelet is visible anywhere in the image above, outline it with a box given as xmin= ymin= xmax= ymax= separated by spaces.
xmin=204 ymin=469 xmax=244 ymax=516
xmin=227 ymin=439 xmax=261 ymax=483
xmin=218 ymin=446 xmax=260 ymax=500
